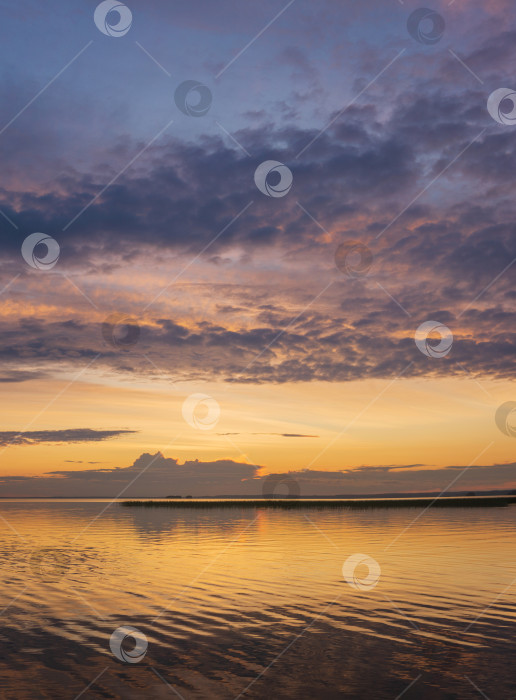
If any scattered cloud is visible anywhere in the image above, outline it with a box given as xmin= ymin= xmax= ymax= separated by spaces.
xmin=0 ymin=429 xmax=137 ymax=446
xmin=217 ymin=432 xmax=319 ymax=438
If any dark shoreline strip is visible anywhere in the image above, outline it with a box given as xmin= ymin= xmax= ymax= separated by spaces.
xmin=121 ymin=496 xmax=516 ymax=509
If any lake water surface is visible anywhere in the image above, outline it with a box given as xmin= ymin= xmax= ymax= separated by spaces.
xmin=0 ymin=500 xmax=515 ymax=699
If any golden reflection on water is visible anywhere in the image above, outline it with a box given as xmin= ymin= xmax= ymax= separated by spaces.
xmin=0 ymin=501 xmax=515 ymax=699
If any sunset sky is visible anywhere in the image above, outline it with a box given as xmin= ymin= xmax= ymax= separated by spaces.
xmin=0 ymin=0 xmax=514 ymax=496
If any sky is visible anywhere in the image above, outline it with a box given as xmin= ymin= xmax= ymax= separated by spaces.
xmin=0 ymin=0 xmax=514 ymax=496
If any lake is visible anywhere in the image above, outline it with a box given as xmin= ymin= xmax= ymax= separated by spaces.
xmin=0 ymin=499 xmax=514 ymax=699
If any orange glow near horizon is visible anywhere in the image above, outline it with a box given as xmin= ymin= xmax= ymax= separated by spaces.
xmin=0 ymin=372 xmax=513 ymax=486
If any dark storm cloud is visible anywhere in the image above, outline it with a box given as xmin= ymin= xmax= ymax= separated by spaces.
xmin=0 ymin=429 xmax=136 ymax=446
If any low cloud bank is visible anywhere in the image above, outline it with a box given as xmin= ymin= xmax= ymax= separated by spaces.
xmin=0 ymin=452 xmax=514 ymax=497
